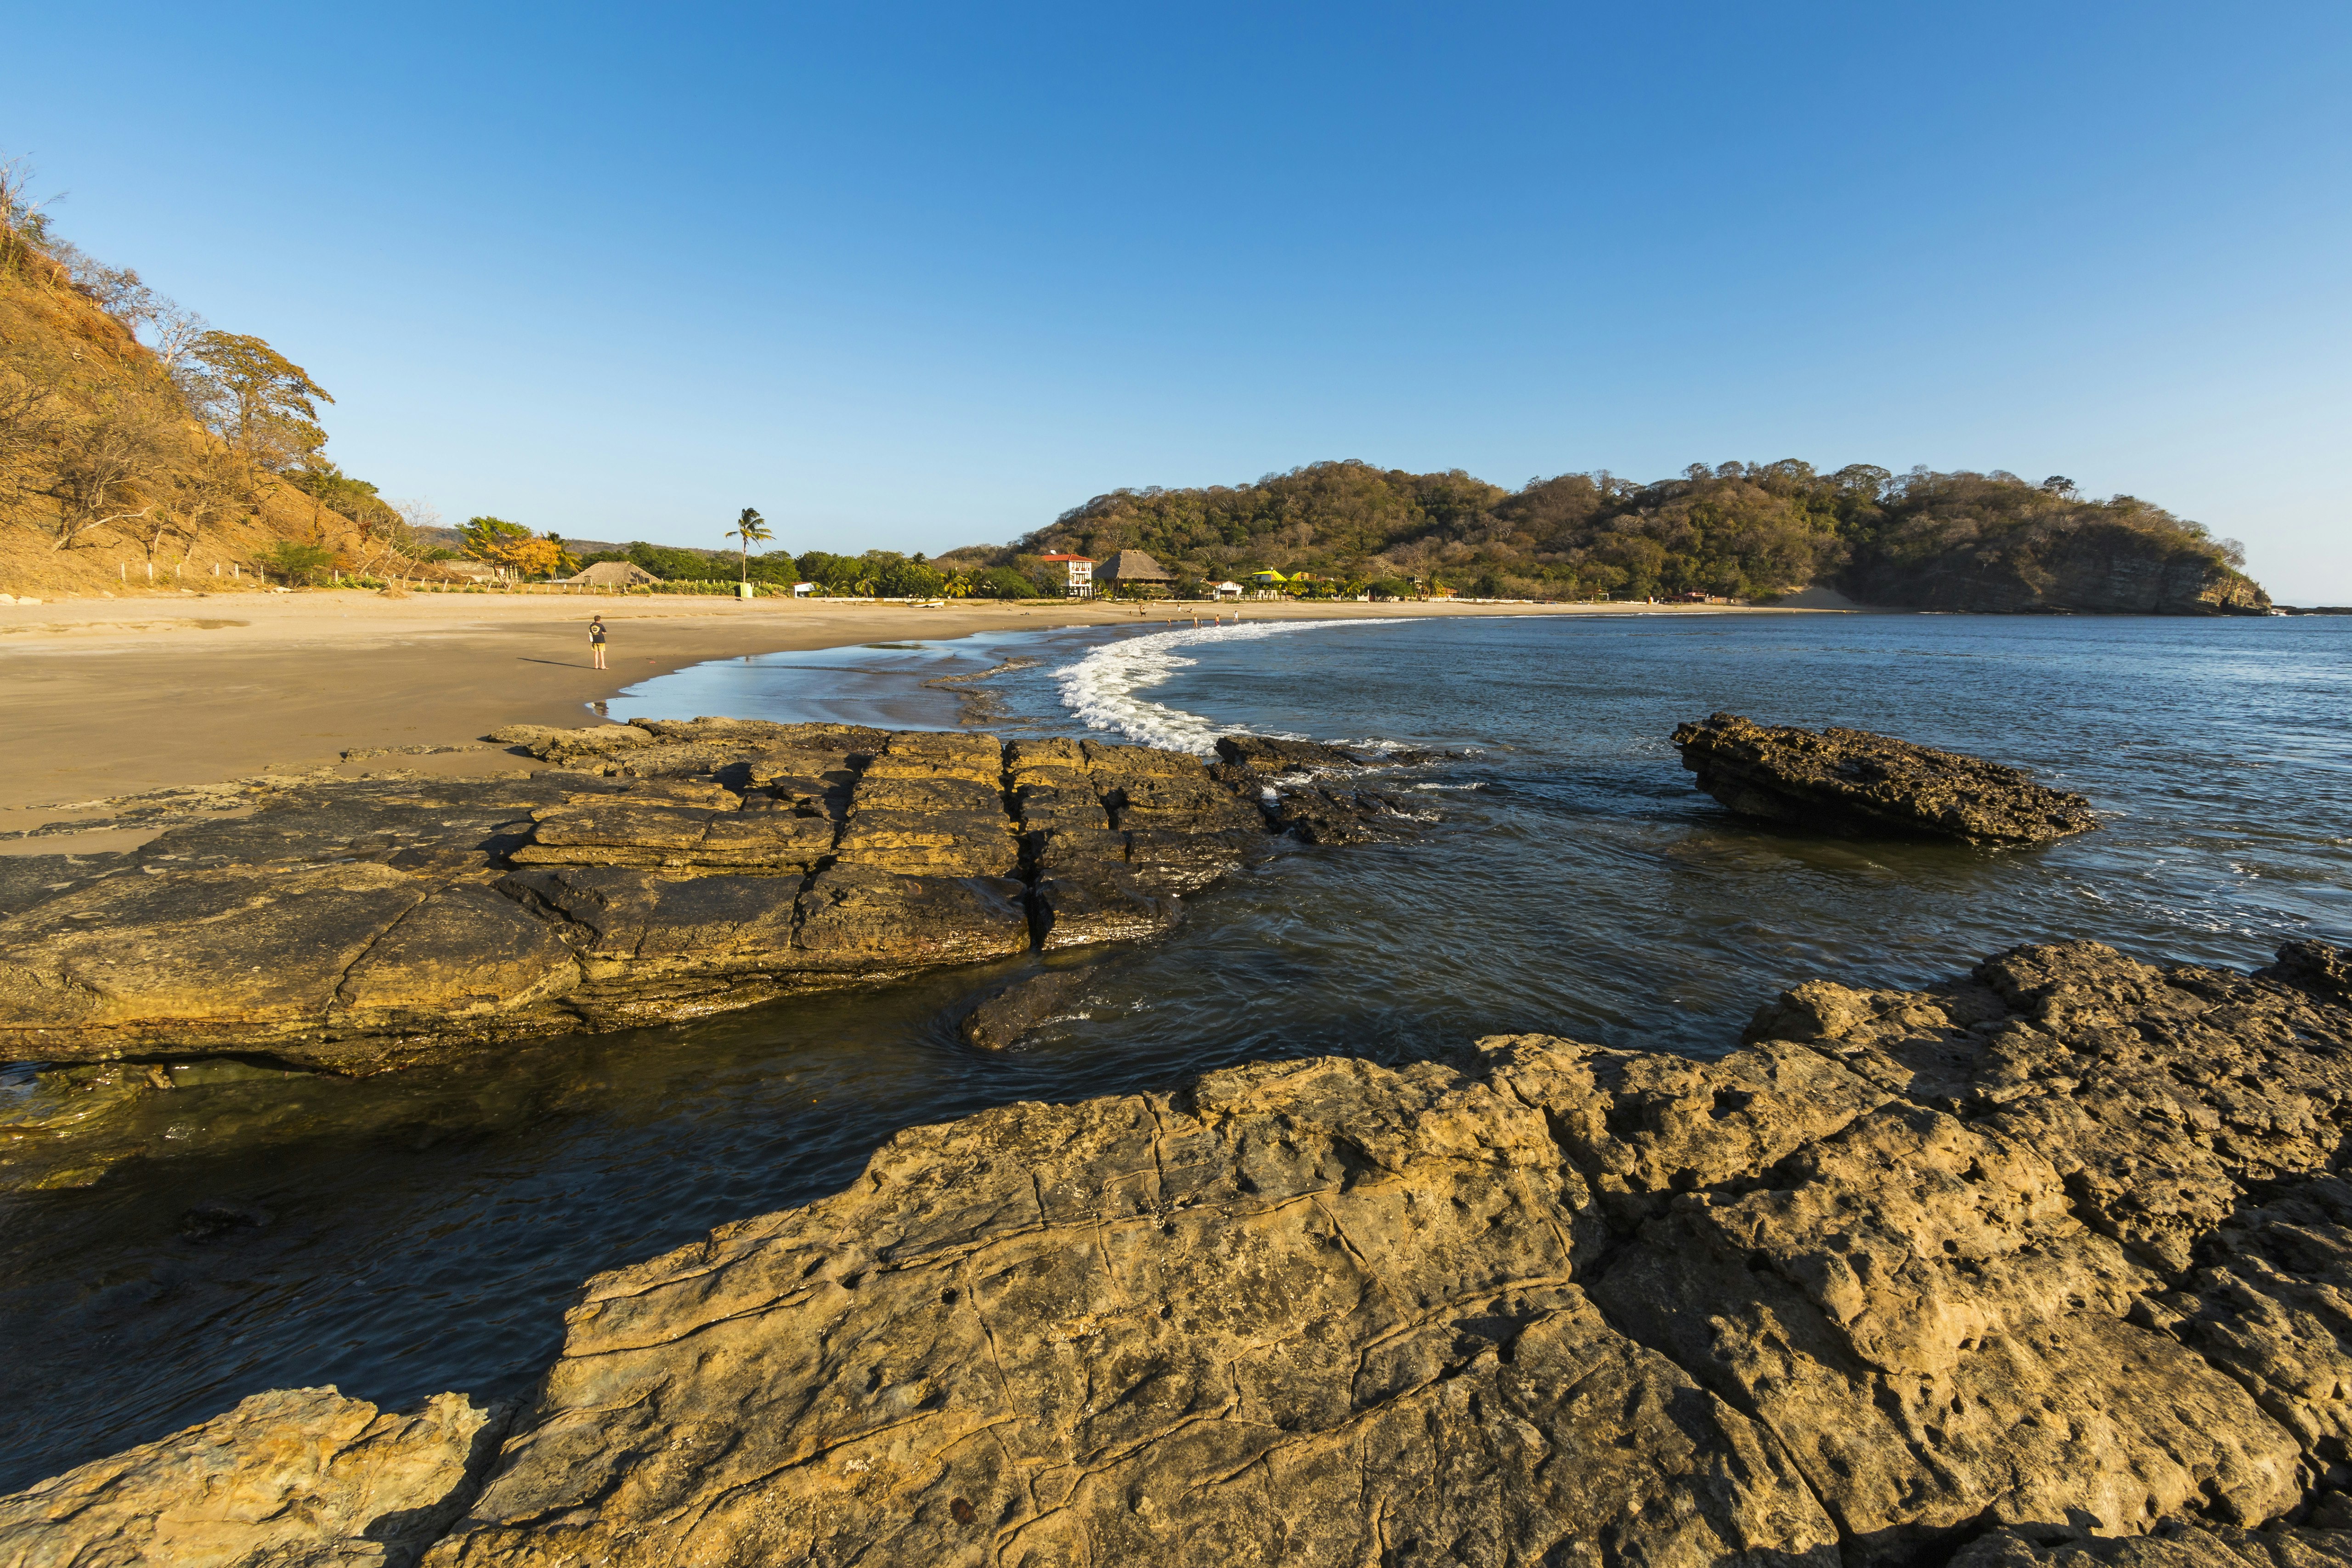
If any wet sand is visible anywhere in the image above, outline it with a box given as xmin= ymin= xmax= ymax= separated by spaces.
xmin=0 ymin=589 xmax=1860 ymax=831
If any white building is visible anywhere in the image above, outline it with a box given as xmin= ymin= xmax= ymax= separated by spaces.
xmin=1037 ymin=553 xmax=1096 ymax=598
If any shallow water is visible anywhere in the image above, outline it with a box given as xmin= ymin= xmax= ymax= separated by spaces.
xmin=4 ymin=611 xmax=2347 ymax=1489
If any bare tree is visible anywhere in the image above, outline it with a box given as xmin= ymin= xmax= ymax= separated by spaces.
xmin=44 ymin=407 xmax=167 ymax=549
xmin=0 ymin=341 xmax=65 ymax=515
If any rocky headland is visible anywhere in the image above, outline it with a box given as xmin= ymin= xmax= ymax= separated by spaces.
xmin=7 ymin=935 xmax=2350 ymax=1567
xmin=1674 ymin=713 xmax=2100 ymax=843
xmin=0 ymin=719 xmax=1408 ymax=1076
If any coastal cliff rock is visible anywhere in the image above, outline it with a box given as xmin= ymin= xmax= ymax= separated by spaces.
xmin=350 ymin=935 xmax=2343 ymax=1565
xmin=1674 ymin=712 xmax=2099 ymax=843
xmin=1839 ymin=519 xmax=2271 ymax=616
xmin=0 ymin=1387 xmax=507 ymax=1568
xmin=0 ymin=722 xmax=1414 ymax=1073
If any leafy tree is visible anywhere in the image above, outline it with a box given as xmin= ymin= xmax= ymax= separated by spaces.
xmin=181 ymin=331 xmax=332 ymax=477
xmin=460 ymin=515 xmax=531 ymax=560
xmin=492 ymin=535 xmax=564 ymax=578
xmin=254 ymin=540 xmax=334 ymax=584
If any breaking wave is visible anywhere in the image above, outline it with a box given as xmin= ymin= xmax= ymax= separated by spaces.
xmin=1051 ymin=618 xmax=1402 ymax=753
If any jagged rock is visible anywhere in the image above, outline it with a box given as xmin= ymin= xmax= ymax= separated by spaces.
xmin=399 ymin=938 xmax=2351 ymax=1567
xmin=957 ymin=967 xmax=1094 ymax=1050
xmin=0 ymin=1387 xmax=506 ymax=1568
xmin=1953 ymin=1523 xmax=2352 ymax=1568
xmin=424 ymin=1054 xmax=1832 ymax=1568
xmin=1212 ymin=734 xmax=1365 ymax=773
xmin=0 ymin=724 xmax=1411 ymax=1071
xmin=21 ymin=938 xmax=2352 ymax=1564
xmin=2266 ymin=940 xmax=2352 ymax=1006
xmin=1268 ymin=781 xmax=1412 ymax=844
xmin=1674 ymin=712 xmax=2099 ymax=843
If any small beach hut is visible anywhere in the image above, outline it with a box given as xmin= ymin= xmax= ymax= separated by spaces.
xmin=1098 ymin=549 xmax=1174 ymax=597
xmin=565 ymin=560 xmax=663 ymax=588
xmin=1212 ymin=581 xmax=1243 ymax=599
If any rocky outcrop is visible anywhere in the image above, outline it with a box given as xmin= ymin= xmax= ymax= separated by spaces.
xmin=1838 ymin=519 xmax=2272 ymax=615
xmin=13 ymin=938 xmax=2352 ymax=1564
xmin=1674 ymin=712 xmax=2099 ymax=843
xmin=0 ymin=1386 xmax=507 ymax=1567
xmin=0 ymin=722 xmax=1416 ymax=1073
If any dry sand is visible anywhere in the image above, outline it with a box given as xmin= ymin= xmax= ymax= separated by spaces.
xmin=0 ymin=589 xmax=1865 ymax=835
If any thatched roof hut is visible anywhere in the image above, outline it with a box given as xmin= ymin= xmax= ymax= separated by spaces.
xmin=566 ymin=560 xmax=662 ymax=587
xmin=1098 ymin=549 xmax=1172 ymax=587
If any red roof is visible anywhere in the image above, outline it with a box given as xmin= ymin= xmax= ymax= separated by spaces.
xmin=1037 ymin=553 xmax=1094 ymax=563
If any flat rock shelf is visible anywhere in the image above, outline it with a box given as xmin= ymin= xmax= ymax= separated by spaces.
xmin=6 ymin=936 xmax=2351 ymax=1567
xmin=0 ymin=719 xmax=1409 ymax=1074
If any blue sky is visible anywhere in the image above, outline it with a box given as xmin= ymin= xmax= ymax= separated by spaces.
xmin=11 ymin=2 xmax=2350 ymax=596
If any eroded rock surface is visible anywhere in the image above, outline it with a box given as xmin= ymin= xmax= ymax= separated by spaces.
xmin=0 ymin=1386 xmax=505 ymax=1568
xmin=377 ymin=936 xmax=2352 ymax=1566
xmin=0 ymin=722 xmax=1418 ymax=1073
xmin=1674 ymin=712 xmax=2099 ymax=843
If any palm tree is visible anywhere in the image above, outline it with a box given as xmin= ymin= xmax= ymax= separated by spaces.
xmin=854 ymin=577 xmax=879 ymax=599
xmin=727 ymin=507 xmax=773 ymax=584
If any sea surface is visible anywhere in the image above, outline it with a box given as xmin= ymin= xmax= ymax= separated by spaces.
xmin=4 ymin=611 xmax=2348 ymax=1488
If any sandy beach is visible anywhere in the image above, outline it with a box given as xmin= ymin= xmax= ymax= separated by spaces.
xmin=0 ymin=588 xmax=1860 ymax=833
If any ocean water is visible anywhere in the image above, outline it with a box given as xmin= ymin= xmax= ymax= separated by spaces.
xmin=4 ymin=611 xmax=2347 ymax=1488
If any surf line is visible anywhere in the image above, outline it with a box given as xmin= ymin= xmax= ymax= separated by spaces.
xmin=1051 ymin=617 xmax=1408 ymax=754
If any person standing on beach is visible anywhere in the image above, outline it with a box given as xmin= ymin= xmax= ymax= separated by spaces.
xmin=589 ymin=615 xmax=608 ymax=670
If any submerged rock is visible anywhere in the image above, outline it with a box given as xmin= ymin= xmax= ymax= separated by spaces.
xmin=1673 ymin=711 xmax=2099 ymax=843
xmin=0 ymin=723 xmax=1417 ymax=1074
xmin=957 ymin=967 xmax=1095 ymax=1050
xmin=0 ymin=1387 xmax=507 ymax=1568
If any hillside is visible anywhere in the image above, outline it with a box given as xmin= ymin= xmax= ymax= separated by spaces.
xmin=0 ymin=181 xmax=444 ymax=600
xmin=943 ymin=458 xmax=2268 ymax=611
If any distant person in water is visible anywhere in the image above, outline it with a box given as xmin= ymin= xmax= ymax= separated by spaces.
xmin=589 ymin=615 xmax=607 ymax=669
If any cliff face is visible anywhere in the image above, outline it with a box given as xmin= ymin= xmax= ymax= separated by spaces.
xmin=1842 ymin=517 xmax=2272 ymax=616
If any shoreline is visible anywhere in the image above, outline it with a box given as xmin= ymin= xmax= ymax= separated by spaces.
xmin=0 ymin=591 xmax=1860 ymax=827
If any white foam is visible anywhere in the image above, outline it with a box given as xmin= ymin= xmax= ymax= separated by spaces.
xmin=1051 ymin=618 xmax=1403 ymax=753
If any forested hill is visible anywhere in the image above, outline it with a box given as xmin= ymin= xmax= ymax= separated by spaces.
xmin=948 ymin=459 xmax=2268 ymax=613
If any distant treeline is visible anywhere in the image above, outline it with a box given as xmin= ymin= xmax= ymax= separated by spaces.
xmin=931 ymin=459 xmax=2255 ymax=604
xmin=577 ymin=541 xmax=1055 ymax=599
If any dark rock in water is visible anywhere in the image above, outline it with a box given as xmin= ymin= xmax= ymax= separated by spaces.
xmin=1673 ymin=711 xmax=2098 ymax=844
xmin=178 ymin=1200 xmax=273 ymax=1240
xmin=0 ymin=723 xmax=1406 ymax=1074
xmin=1270 ymin=782 xmax=1412 ymax=844
xmin=958 ymin=968 xmax=1094 ymax=1050
xmin=2262 ymin=938 xmax=2352 ymax=1005
xmin=166 ymin=934 xmax=2334 ymax=1567
xmin=1213 ymin=734 xmax=1363 ymax=773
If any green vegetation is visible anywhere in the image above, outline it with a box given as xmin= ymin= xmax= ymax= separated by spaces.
xmin=253 ymin=539 xmax=334 ymax=583
xmin=924 ymin=458 xmax=2259 ymax=605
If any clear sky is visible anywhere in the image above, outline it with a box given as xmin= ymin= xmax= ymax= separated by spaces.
xmin=10 ymin=2 xmax=2349 ymax=596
